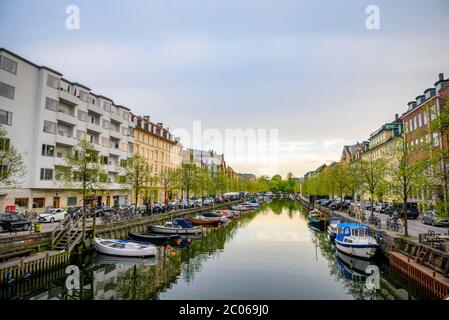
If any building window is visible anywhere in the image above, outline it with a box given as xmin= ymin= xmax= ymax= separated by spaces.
xmin=67 ymin=196 xmax=77 ymax=206
xmin=122 ymin=127 xmax=129 ymax=136
xmin=0 ymin=81 xmax=15 ymax=100
xmin=40 ymin=168 xmax=53 ymax=180
xmin=103 ymin=102 xmax=111 ymax=112
xmin=123 ymin=111 xmax=129 ymax=120
xmin=43 ymin=120 xmax=56 ymax=134
xmin=418 ymin=114 xmax=422 ymax=127
xmin=79 ymin=90 xmax=89 ymax=102
xmin=45 ymin=97 xmax=58 ymax=111
xmin=78 ymin=110 xmax=87 ymax=122
xmin=102 ymin=119 xmax=110 ymax=129
xmin=32 ymin=198 xmax=45 ymax=208
xmin=430 ymin=105 xmax=437 ymax=121
xmin=433 ymin=132 xmax=440 ymax=147
xmin=121 ymin=143 xmax=128 ymax=152
xmin=100 ymin=155 xmax=108 ymax=165
xmin=0 ymin=55 xmax=18 ymax=75
xmin=76 ymin=130 xmax=86 ymax=140
xmin=47 ymin=74 xmax=59 ymax=89
xmin=42 ymin=144 xmax=55 ymax=157
xmin=15 ymin=198 xmax=29 ymax=208
xmin=0 ymin=109 xmax=12 ymax=125
xmin=102 ymin=137 xmax=109 ymax=147
xmin=423 ymin=112 xmax=428 ymax=125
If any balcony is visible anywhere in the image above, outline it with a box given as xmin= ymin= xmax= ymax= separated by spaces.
xmin=87 ymin=121 xmax=103 ymax=134
xmin=56 ymin=134 xmax=77 ymax=146
xmin=87 ymin=103 xmax=104 ymax=116
xmin=107 ymin=165 xmax=123 ymax=173
xmin=127 ymin=135 xmax=135 ymax=143
xmin=110 ymin=112 xmax=123 ymax=123
xmin=109 ymin=129 xmax=122 ymax=140
xmin=59 ymin=90 xmax=78 ymax=106
xmin=109 ymin=147 xmax=124 ymax=157
xmin=57 ymin=111 xmax=78 ymax=126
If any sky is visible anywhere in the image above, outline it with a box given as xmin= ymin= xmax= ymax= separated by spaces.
xmin=1 ymin=0 xmax=449 ymax=178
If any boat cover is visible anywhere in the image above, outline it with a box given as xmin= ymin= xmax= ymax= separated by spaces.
xmin=173 ymin=217 xmax=193 ymax=228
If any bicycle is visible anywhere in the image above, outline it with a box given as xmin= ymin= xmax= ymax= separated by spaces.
xmin=386 ymin=217 xmax=403 ymax=232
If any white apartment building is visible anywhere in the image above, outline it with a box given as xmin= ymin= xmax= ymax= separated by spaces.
xmin=0 ymin=48 xmax=135 ymax=211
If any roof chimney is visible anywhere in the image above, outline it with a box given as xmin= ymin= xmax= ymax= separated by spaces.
xmin=395 ymin=113 xmax=399 ymax=120
xmin=439 ymin=73 xmax=444 ymax=81
xmin=143 ymin=115 xmax=150 ymax=121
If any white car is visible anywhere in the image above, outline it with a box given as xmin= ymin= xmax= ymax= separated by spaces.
xmin=38 ymin=208 xmax=67 ymax=223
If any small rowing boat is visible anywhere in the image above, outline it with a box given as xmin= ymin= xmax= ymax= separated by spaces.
xmin=150 ymin=218 xmax=203 ymax=235
xmin=127 ymin=232 xmax=180 ymax=244
xmin=93 ymin=238 xmax=156 ymax=257
xmin=186 ymin=215 xmax=221 ymax=226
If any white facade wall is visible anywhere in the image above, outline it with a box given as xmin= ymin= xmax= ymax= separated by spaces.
xmin=0 ymin=48 xmax=134 ymax=211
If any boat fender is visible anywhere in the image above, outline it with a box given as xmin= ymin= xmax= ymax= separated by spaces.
xmin=187 ymin=239 xmax=192 ymax=243
xmin=166 ymin=245 xmax=172 ymax=251
xmin=170 ymin=252 xmax=177 ymax=257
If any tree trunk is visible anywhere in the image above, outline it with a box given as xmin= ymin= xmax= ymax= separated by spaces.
xmin=82 ymin=180 xmax=86 ymax=241
xmin=403 ymin=196 xmax=408 ymax=237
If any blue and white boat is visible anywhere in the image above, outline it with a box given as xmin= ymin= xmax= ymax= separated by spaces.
xmin=335 ymin=223 xmax=379 ymax=259
xmin=327 ymin=217 xmax=346 ymax=240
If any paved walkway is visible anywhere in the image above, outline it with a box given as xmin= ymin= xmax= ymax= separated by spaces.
xmin=329 ymin=207 xmax=449 ymax=239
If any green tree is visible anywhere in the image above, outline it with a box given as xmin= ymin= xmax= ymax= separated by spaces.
xmin=360 ymin=153 xmax=387 ymax=220
xmin=427 ymin=100 xmax=449 ymax=216
xmin=0 ymin=125 xmax=27 ymax=188
xmin=346 ymin=161 xmax=363 ymax=201
xmin=122 ymin=154 xmax=153 ymax=213
xmin=57 ymin=139 xmax=107 ymax=240
xmin=387 ymin=135 xmax=430 ymax=236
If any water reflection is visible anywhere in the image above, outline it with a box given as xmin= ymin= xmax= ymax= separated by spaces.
xmin=0 ymin=200 xmax=435 ymax=300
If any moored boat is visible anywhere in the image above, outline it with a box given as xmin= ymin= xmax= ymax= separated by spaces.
xmin=327 ymin=217 xmax=346 ymax=240
xmin=150 ymin=218 xmax=203 ymax=235
xmin=231 ymin=205 xmax=252 ymax=211
xmin=335 ymin=223 xmax=379 ymax=260
xmin=93 ymin=238 xmax=156 ymax=257
xmin=308 ymin=209 xmax=327 ymax=230
xmin=186 ymin=215 xmax=221 ymax=226
xmin=128 ymin=232 xmax=180 ymax=244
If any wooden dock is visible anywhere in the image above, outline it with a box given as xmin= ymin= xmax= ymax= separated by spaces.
xmin=389 ymin=251 xmax=449 ymax=299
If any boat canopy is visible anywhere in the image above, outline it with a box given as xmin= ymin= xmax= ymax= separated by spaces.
xmin=338 ymin=222 xmax=369 ymax=229
xmin=173 ymin=218 xmax=193 ymax=228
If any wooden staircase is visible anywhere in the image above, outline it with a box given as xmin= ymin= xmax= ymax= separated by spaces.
xmin=416 ymin=246 xmax=429 ymax=264
xmin=53 ymin=229 xmax=83 ymax=251
xmin=51 ymin=215 xmax=83 ymax=253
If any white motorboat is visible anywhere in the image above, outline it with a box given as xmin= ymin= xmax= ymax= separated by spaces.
xmin=335 ymin=223 xmax=379 ymax=259
xmin=150 ymin=218 xmax=203 ymax=235
xmin=231 ymin=205 xmax=252 ymax=211
xmin=93 ymin=238 xmax=156 ymax=257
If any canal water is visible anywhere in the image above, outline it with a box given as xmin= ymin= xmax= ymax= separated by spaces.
xmin=1 ymin=200 xmax=435 ymax=300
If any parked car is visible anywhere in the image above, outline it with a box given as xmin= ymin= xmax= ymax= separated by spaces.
xmin=388 ymin=202 xmax=420 ymax=219
xmin=215 ymin=196 xmax=224 ymax=203
xmin=423 ymin=210 xmax=449 ymax=227
xmin=38 ymin=208 xmax=67 ymax=223
xmin=0 ymin=213 xmax=32 ymax=232
xmin=202 ymin=197 xmax=215 ymax=206
xmin=153 ymin=202 xmax=166 ymax=213
xmin=167 ymin=200 xmax=179 ymax=211
xmin=191 ymin=199 xmax=203 ymax=207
